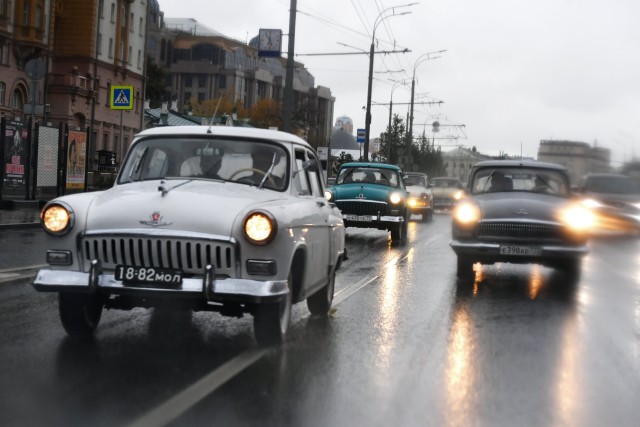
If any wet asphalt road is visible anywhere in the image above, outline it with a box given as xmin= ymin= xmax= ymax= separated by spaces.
xmin=0 ymin=214 xmax=639 ymax=427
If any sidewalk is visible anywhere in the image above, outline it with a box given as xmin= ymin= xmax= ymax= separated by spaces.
xmin=0 ymin=201 xmax=42 ymax=230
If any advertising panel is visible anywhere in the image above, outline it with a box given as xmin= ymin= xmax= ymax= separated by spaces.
xmin=66 ymin=130 xmax=87 ymax=190
xmin=3 ymin=120 xmax=28 ymax=191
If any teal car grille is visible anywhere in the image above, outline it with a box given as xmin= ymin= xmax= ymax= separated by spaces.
xmin=336 ymin=201 xmax=390 ymax=216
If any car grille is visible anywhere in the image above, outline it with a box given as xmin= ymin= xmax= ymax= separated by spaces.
xmin=477 ymin=221 xmax=563 ymax=240
xmin=336 ymin=201 xmax=390 ymax=216
xmin=81 ymin=235 xmax=237 ymax=276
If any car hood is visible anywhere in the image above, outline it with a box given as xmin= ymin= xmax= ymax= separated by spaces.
xmin=331 ymin=183 xmax=401 ymax=202
xmin=431 ymin=187 xmax=460 ymax=196
xmin=85 ymin=180 xmax=285 ymax=235
xmin=406 ymin=185 xmax=430 ymax=197
xmin=473 ymin=192 xmax=568 ymax=222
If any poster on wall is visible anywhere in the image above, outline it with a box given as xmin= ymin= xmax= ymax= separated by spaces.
xmin=3 ymin=120 xmax=28 ymax=191
xmin=65 ymin=130 xmax=87 ymax=190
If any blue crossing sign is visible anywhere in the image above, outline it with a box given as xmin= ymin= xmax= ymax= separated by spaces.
xmin=110 ymin=85 xmax=134 ymax=110
xmin=357 ymin=128 xmax=365 ymax=143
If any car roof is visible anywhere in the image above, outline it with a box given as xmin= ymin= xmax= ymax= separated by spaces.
xmin=135 ymin=125 xmax=312 ymax=148
xmin=405 ymin=172 xmax=428 ymax=176
xmin=340 ymin=162 xmax=402 ymax=171
xmin=471 ymin=159 xmax=568 ymax=171
xmin=583 ymin=173 xmax=633 ymax=179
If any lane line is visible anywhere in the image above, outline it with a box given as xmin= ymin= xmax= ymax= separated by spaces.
xmin=127 ymin=348 xmax=268 ymax=427
xmin=128 ymin=232 xmax=443 ymax=426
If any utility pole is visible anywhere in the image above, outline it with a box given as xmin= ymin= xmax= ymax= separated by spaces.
xmin=282 ymin=0 xmax=297 ymax=133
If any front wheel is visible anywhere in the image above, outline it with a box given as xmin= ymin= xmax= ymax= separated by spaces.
xmin=254 ymin=274 xmax=293 ymax=346
xmin=307 ymin=270 xmax=335 ymax=315
xmin=59 ymin=293 xmax=103 ymax=336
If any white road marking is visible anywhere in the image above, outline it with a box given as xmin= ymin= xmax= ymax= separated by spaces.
xmin=127 ymin=348 xmax=268 ymax=427
xmin=128 ymin=233 xmax=443 ymax=426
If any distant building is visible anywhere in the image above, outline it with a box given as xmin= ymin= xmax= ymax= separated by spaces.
xmin=334 ymin=116 xmax=354 ymax=134
xmin=146 ymin=2 xmax=335 ymax=148
xmin=537 ymin=140 xmax=611 ymax=185
xmin=441 ymin=147 xmax=491 ymax=184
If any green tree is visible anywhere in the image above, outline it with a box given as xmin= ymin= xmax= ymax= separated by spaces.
xmin=144 ymin=57 xmax=168 ymax=108
xmin=378 ymin=114 xmax=406 ymax=164
xmin=332 ymin=151 xmax=354 ymax=175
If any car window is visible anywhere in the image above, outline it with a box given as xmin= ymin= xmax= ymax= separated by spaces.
xmin=470 ymin=168 xmax=569 ymax=196
xmin=293 ymin=149 xmax=311 ymax=195
xmin=118 ymin=136 xmax=289 ymax=191
xmin=337 ymin=167 xmax=399 ymax=187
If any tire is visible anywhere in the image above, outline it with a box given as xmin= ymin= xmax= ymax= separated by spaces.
xmin=456 ymin=255 xmax=475 ymax=279
xmin=559 ymin=258 xmax=582 ymax=282
xmin=390 ymin=221 xmax=406 ymax=245
xmin=59 ymin=293 xmax=103 ymax=336
xmin=307 ymin=269 xmax=335 ymax=316
xmin=254 ymin=274 xmax=293 ymax=346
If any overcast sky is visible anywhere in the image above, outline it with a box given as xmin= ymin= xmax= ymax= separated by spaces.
xmin=159 ymin=0 xmax=640 ymax=166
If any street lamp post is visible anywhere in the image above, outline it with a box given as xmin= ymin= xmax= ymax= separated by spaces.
xmin=363 ymin=4 xmax=415 ymax=162
xmin=408 ymin=50 xmax=446 ymax=143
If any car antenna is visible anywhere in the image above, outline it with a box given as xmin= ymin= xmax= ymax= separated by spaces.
xmin=207 ymin=97 xmax=223 ymax=134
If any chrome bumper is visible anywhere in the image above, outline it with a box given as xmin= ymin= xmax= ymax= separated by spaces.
xmin=32 ymin=266 xmax=288 ymax=303
xmin=342 ymin=214 xmax=404 ymax=223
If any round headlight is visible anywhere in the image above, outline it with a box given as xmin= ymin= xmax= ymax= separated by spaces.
xmin=324 ymin=189 xmax=334 ymax=202
xmin=41 ymin=203 xmax=73 ymax=235
xmin=454 ymin=190 xmax=465 ymax=201
xmin=453 ymin=202 xmax=480 ymax=225
xmin=243 ymin=210 xmax=277 ymax=245
xmin=559 ymin=204 xmax=595 ymax=231
xmin=389 ymin=192 xmax=403 ymax=205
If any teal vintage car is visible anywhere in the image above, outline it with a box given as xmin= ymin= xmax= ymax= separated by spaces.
xmin=325 ymin=162 xmax=409 ymax=244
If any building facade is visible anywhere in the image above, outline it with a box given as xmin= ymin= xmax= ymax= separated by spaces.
xmin=537 ymin=140 xmax=611 ymax=185
xmin=145 ymin=2 xmax=335 ymax=148
xmin=441 ymin=147 xmax=490 ymax=184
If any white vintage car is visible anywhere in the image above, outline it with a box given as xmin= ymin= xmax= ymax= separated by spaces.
xmin=32 ymin=125 xmax=346 ymax=346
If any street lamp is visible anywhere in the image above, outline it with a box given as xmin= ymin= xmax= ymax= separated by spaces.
xmin=363 ymin=3 xmax=416 ymax=161
xmin=409 ymin=50 xmax=446 ymax=142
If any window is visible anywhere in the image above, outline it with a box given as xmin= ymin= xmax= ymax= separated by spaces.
xmin=184 ymin=92 xmax=191 ymax=103
xmin=97 ymin=33 xmax=102 ymax=55
xmin=108 ymin=38 xmax=113 ymax=58
xmin=137 ymin=50 xmax=141 ymax=69
xmin=105 ymin=82 xmax=111 ymax=106
xmin=198 ymin=75 xmax=206 ymax=88
xmin=130 ymin=13 xmax=134 ymax=32
xmin=110 ymin=3 xmax=115 ymax=23
xmin=0 ymin=0 xmax=5 ymax=16
xmin=0 ymin=82 xmax=5 ymax=105
xmin=11 ymin=89 xmax=24 ymax=109
xmin=0 ymin=43 xmax=8 ymax=65
xmin=36 ymin=6 xmax=42 ymax=29
xmin=103 ymin=133 xmax=110 ymax=151
xmin=293 ymin=150 xmax=311 ymax=195
xmin=219 ymin=75 xmax=226 ymax=89
xmin=306 ymin=150 xmax=322 ymax=197
xmin=128 ymin=46 xmax=132 ymax=64
xmin=184 ymin=75 xmax=192 ymax=87
xmin=22 ymin=2 xmax=30 ymax=25
xmin=98 ymin=0 xmax=104 ymax=18
xmin=139 ymin=17 xmax=144 ymax=35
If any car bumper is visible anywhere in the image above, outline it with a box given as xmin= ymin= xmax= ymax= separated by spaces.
xmin=342 ymin=213 xmax=404 ymax=223
xmin=32 ymin=267 xmax=289 ymax=304
xmin=450 ymin=240 xmax=589 ymax=263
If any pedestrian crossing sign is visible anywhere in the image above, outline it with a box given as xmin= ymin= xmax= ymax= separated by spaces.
xmin=110 ymin=85 xmax=134 ymax=110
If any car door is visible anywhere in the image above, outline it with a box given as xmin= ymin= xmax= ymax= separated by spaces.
xmin=292 ymin=148 xmax=331 ymax=289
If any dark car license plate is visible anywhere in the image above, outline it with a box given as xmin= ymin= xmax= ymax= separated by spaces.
xmin=499 ymin=245 xmax=542 ymax=256
xmin=115 ymin=265 xmax=183 ymax=286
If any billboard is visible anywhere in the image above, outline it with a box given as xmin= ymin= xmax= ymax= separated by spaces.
xmin=66 ymin=130 xmax=87 ymax=190
xmin=3 ymin=120 xmax=28 ymax=191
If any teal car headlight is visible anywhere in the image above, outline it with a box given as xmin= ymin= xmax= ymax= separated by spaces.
xmin=388 ymin=192 xmax=404 ymax=205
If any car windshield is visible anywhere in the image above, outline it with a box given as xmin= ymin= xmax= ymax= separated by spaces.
xmin=469 ymin=167 xmax=570 ymax=196
xmin=430 ymin=178 xmax=461 ymax=188
xmin=336 ymin=167 xmax=400 ymax=187
xmin=405 ymin=175 xmax=427 ymax=187
xmin=584 ymin=176 xmax=640 ymax=194
xmin=117 ymin=136 xmax=289 ymax=191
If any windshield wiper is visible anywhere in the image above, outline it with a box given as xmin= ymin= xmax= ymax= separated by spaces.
xmin=258 ymin=153 xmax=277 ymax=189
xmin=127 ymin=147 xmax=148 ymax=183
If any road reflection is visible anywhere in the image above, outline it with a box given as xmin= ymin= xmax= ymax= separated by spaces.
xmin=445 ymin=263 xmax=580 ymax=426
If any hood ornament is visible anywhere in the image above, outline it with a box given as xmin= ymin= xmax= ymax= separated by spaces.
xmin=356 ymin=193 xmax=367 ymax=200
xmin=140 ymin=211 xmax=172 ymax=227
xmin=514 ymin=208 xmax=529 ymax=215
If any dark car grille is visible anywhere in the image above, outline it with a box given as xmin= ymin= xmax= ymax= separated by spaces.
xmin=336 ymin=201 xmax=391 ymax=216
xmin=477 ymin=221 xmax=563 ymax=240
xmin=81 ymin=235 xmax=236 ymax=276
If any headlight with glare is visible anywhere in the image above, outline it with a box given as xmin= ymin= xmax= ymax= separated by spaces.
xmin=243 ymin=210 xmax=277 ymax=245
xmin=389 ymin=192 xmax=403 ymax=205
xmin=558 ymin=203 xmax=595 ymax=231
xmin=454 ymin=190 xmax=464 ymax=201
xmin=41 ymin=203 xmax=74 ymax=235
xmin=324 ymin=190 xmax=334 ymax=202
xmin=453 ymin=202 xmax=480 ymax=225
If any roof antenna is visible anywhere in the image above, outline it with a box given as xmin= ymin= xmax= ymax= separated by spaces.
xmin=207 ymin=97 xmax=223 ymax=133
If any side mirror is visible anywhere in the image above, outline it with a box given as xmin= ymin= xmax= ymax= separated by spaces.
xmin=302 ymin=159 xmax=319 ymax=172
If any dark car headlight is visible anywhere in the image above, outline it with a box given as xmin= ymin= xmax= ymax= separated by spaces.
xmin=243 ymin=210 xmax=277 ymax=245
xmin=41 ymin=202 xmax=74 ymax=235
xmin=452 ymin=201 xmax=480 ymax=225
xmin=558 ymin=203 xmax=595 ymax=232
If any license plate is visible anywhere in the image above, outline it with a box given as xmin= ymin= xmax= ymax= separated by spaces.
xmin=115 ymin=265 xmax=183 ymax=286
xmin=499 ymin=245 xmax=542 ymax=256
xmin=345 ymin=214 xmax=373 ymax=222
